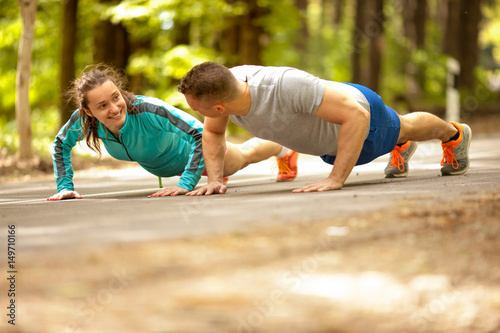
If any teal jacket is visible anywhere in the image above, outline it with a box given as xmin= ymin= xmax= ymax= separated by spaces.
xmin=52 ymin=96 xmax=205 ymax=192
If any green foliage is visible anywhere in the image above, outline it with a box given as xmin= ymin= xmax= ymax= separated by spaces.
xmin=31 ymin=106 xmax=60 ymax=156
xmin=129 ymin=44 xmax=220 ymax=112
xmin=32 ymin=0 xmax=62 ymax=105
xmin=104 ymin=0 xmax=239 ymax=100
xmin=381 ymin=0 xmax=448 ymax=105
xmin=481 ymin=2 xmax=500 ymax=67
xmin=75 ymin=0 xmax=99 ymax=68
xmin=104 ymin=0 xmax=163 ymax=40
xmin=258 ymin=0 xmax=302 ymax=67
xmin=0 ymin=6 xmax=20 ymax=118
xmin=2 ymin=0 xmax=499 ymax=159
xmin=0 ymin=106 xmax=59 ymax=157
xmin=304 ymin=0 xmax=352 ymax=80
xmin=0 ymin=117 xmax=18 ymax=155
xmin=0 ymin=0 xmax=62 ymax=119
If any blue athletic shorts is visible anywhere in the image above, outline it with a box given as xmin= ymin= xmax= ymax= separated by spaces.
xmin=320 ymin=83 xmax=401 ymax=166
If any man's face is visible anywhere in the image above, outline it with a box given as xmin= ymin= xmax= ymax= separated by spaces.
xmin=185 ymin=94 xmax=224 ymax=118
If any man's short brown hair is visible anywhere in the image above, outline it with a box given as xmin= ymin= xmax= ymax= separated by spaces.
xmin=178 ymin=62 xmax=239 ymax=103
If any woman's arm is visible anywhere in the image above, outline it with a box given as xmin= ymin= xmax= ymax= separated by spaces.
xmin=48 ymin=110 xmax=84 ymax=200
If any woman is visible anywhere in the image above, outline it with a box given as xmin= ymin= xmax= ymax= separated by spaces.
xmin=48 ymin=65 xmax=297 ymax=200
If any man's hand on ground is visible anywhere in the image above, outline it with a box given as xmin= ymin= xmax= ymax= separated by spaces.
xmin=150 ymin=186 xmax=189 ymax=197
xmin=186 ymin=181 xmax=227 ymax=196
xmin=292 ymin=178 xmax=343 ymax=193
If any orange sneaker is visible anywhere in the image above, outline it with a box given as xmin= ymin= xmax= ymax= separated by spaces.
xmin=384 ymin=140 xmax=418 ymax=178
xmin=276 ymin=151 xmax=298 ymax=182
xmin=441 ymin=122 xmax=472 ymax=176
xmin=223 ymin=176 xmax=229 ymax=184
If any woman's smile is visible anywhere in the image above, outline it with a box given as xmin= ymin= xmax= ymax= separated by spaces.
xmin=84 ymin=80 xmax=127 ymax=136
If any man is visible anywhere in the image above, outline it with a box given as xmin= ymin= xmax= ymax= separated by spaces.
xmin=178 ymin=62 xmax=471 ymax=195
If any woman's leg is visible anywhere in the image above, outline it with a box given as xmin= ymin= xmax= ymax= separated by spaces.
xmin=223 ymin=139 xmax=282 ymax=176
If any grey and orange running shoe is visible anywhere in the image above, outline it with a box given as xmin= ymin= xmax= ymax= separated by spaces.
xmin=276 ymin=151 xmax=298 ymax=182
xmin=441 ymin=122 xmax=472 ymax=176
xmin=384 ymin=140 xmax=418 ymax=178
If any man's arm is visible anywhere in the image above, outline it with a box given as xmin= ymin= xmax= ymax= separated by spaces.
xmin=187 ymin=116 xmax=229 ymax=196
xmin=293 ymin=83 xmax=370 ymax=192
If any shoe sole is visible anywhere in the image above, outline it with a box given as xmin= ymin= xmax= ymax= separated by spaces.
xmin=276 ymin=176 xmax=297 ymax=182
xmin=441 ymin=124 xmax=472 ymax=176
xmin=385 ymin=171 xmax=408 ymax=179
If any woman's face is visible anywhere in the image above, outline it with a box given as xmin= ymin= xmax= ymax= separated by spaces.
xmin=84 ymin=80 xmax=127 ymax=135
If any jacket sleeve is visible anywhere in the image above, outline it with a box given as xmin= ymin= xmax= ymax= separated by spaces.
xmin=168 ymin=108 xmax=205 ymax=191
xmin=52 ymin=110 xmax=83 ymax=192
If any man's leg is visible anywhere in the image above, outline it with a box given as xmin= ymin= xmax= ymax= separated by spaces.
xmin=388 ymin=112 xmax=471 ymax=176
xmin=397 ymin=112 xmax=458 ymax=143
xmin=385 ymin=112 xmax=456 ymax=178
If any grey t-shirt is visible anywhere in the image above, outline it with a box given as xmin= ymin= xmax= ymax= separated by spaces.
xmin=229 ymin=65 xmax=370 ymax=156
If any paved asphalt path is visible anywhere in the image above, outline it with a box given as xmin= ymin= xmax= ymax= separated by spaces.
xmin=1 ymin=134 xmax=499 ymax=253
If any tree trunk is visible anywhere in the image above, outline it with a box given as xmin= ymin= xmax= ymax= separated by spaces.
xmin=173 ymin=20 xmax=190 ymax=46
xmin=402 ymin=0 xmax=427 ymax=96
xmin=459 ymin=0 xmax=481 ymax=91
xmin=239 ymin=0 xmax=262 ymax=65
xmin=403 ymin=0 xmax=427 ymax=49
xmin=414 ymin=0 xmax=427 ymax=49
xmin=59 ymin=0 xmax=78 ymax=128
xmin=216 ymin=0 xmax=240 ymax=67
xmin=351 ymin=0 xmax=366 ymax=84
xmin=93 ymin=0 xmax=130 ymax=70
xmin=220 ymin=16 xmax=240 ymax=67
xmin=295 ymin=0 xmax=309 ymax=69
xmin=442 ymin=0 xmax=460 ymax=57
xmin=93 ymin=20 xmax=129 ymax=69
xmin=16 ymin=0 xmax=37 ymax=159
xmin=218 ymin=0 xmax=264 ymax=66
xmin=127 ymin=39 xmax=151 ymax=93
xmin=333 ymin=0 xmax=344 ymax=27
xmin=443 ymin=0 xmax=482 ymax=91
xmin=367 ymin=0 xmax=384 ymax=92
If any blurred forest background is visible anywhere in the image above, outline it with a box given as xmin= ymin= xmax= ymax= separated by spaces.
xmin=1 ymin=0 xmax=499 ymax=162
